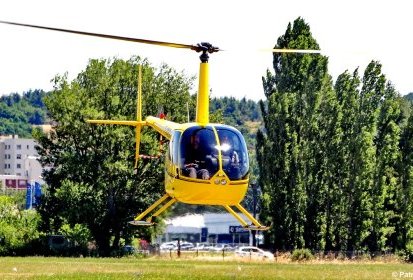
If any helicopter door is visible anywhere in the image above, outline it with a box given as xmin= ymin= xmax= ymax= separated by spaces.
xmin=165 ymin=131 xmax=181 ymax=177
xmin=180 ymin=126 xmax=219 ymax=180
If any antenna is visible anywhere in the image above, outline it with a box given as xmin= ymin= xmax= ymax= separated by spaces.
xmin=186 ymin=102 xmax=190 ymax=123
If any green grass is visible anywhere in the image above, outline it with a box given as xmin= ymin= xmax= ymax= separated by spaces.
xmin=0 ymin=256 xmax=411 ymax=279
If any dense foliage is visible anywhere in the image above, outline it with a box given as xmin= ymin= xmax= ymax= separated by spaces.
xmin=0 ymin=90 xmax=48 ymax=137
xmin=33 ymin=57 xmax=195 ymax=256
xmin=0 ymin=195 xmax=41 ymax=255
xmin=404 ymin=92 xmax=413 ymax=102
xmin=210 ymin=96 xmax=261 ymax=125
xmin=257 ymin=17 xmax=413 ymax=256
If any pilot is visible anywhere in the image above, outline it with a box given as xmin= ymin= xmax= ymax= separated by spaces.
xmin=184 ymin=134 xmax=210 ymax=180
xmin=220 ymin=134 xmax=241 ymax=178
xmin=221 ymin=135 xmax=240 ymax=164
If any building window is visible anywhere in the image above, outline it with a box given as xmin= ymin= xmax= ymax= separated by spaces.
xmin=4 ymin=154 xmax=7 ymax=159
xmin=17 ymin=154 xmax=22 ymax=159
xmin=17 ymin=144 xmax=22 ymax=150
xmin=4 ymin=164 xmax=7 ymax=169
xmin=17 ymin=163 xmax=21 ymax=169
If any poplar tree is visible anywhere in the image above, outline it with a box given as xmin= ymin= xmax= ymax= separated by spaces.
xmin=259 ymin=19 xmax=412 ymax=255
xmin=398 ymin=105 xmax=413 ymax=257
xmin=333 ymin=69 xmax=362 ymax=252
xmin=370 ymin=79 xmax=402 ymax=252
xmin=258 ymin=17 xmax=332 ymax=250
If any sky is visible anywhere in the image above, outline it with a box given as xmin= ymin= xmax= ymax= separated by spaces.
xmin=0 ymin=0 xmax=411 ymax=101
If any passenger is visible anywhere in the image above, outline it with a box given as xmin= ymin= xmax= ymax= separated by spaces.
xmin=184 ymin=134 xmax=210 ymax=180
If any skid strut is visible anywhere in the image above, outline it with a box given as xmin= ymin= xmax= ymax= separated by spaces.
xmin=223 ymin=204 xmax=270 ymax=231
xmin=129 ymin=194 xmax=176 ymax=226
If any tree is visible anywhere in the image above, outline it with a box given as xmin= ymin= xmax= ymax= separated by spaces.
xmin=333 ymin=69 xmax=362 ymax=252
xmin=258 ymin=16 xmax=413 ymax=255
xmin=34 ymin=56 xmax=194 ymax=256
xmin=398 ymin=103 xmax=413 ymax=257
xmin=0 ymin=89 xmax=48 ymax=137
xmin=0 ymin=195 xmax=41 ymax=255
xmin=257 ymin=17 xmax=332 ymax=250
xmin=369 ymin=76 xmax=402 ymax=252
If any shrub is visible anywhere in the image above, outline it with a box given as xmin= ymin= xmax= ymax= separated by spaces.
xmin=291 ymin=248 xmax=313 ymax=261
xmin=401 ymin=241 xmax=413 ymax=262
xmin=0 ymin=196 xmax=41 ymax=256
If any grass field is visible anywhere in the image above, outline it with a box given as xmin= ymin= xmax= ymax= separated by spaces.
xmin=0 ymin=255 xmax=411 ymax=279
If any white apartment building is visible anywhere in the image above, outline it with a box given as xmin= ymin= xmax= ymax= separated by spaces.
xmin=0 ymin=135 xmax=43 ymax=191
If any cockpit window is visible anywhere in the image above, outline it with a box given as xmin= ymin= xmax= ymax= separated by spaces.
xmin=216 ymin=128 xmax=249 ymax=180
xmin=179 ymin=125 xmax=249 ymax=181
xmin=180 ymin=127 xmax=219 ymax=180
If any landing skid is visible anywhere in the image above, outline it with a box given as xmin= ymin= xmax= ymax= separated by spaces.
xmin=224 ymin=204 xmax=270 ymax=231
xmin=243 ymin=225 xmax=270 ymax=231
xmin=129 ymin=193 xmax=176 ymax=226
xmin=129 ymin=194 xmax=269 ymax=230
xmin=128 ymin=220 xmax=153 ymax=226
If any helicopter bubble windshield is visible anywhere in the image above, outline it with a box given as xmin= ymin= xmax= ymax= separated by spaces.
xmin=180 ymin=125 xmax=249 ymax=180
xmin=216 ymin=127 xmax=249 ymax=180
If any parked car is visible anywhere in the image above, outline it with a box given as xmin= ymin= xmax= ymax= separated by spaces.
xmin=179 ymin=242 xmax=194 ymax=251
xmin=121 ymin=245 xmax=136 ymax=255
xmin=235 ymin=246 xmax=274 ymax=260
xmin=202 ymin=244 xmax=217 ymax=251
xmin=192 ymin=243 xmax=211 ymax=251
xmin=48 ymin=235 xmax=72 ymax=253
xmin=160 ymin=242 xmax=177 ymax=251
xmin=210 ymin=244 xmax=235 ymax=252
xmin=160 ymin=241 xmax=194 ymax=251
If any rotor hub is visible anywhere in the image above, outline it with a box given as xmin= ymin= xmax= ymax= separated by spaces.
xmin=192 ymin=42 xmax=219 ymax=63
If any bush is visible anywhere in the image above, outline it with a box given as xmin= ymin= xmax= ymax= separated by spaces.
xmin=0 ymin=196 xmax=41 ymax=256
xmin=401 ymin=241 xmax=413 ymax=262
xmin=291 ymin=248 xmax=313 ymax=261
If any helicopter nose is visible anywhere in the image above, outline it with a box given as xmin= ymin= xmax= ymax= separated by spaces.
xmin=213 ymin=176 xmax=228 ymax=185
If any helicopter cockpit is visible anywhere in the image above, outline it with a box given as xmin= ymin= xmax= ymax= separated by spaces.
xmin=179 ymin=125 xmax=249 ymax=181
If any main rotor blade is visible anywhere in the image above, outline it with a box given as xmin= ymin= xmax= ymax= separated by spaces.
xmin=268 ymin=48 xmax=321 ymax=54
xmin=0 ymin=20 xmax=195 ymax=50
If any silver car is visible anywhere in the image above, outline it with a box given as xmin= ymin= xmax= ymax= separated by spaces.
xmin=235 ymin=246 xmax=274 ymax=260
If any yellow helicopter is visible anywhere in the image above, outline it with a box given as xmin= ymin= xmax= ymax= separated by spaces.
xmin=0 ymin=20 xmax=320 ymax=230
